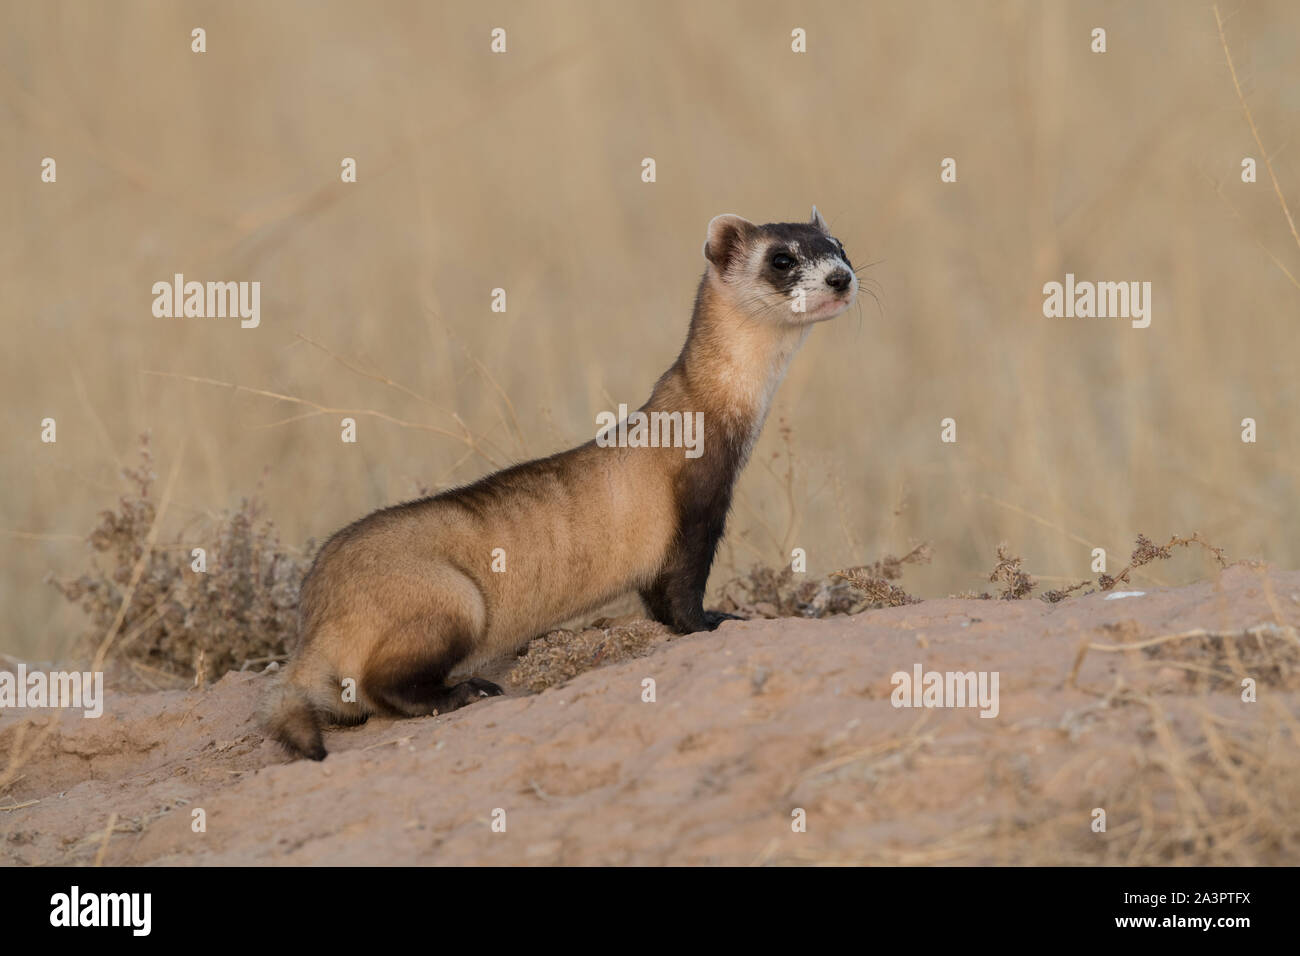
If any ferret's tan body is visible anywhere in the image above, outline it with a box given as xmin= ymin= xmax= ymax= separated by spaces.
xmin=298 ymin=440 xmax=678 ymax=681
xmin=264 ymin=210 xmax=857 ymax=759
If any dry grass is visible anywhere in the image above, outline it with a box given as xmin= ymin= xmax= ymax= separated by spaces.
xmin=5 ymin=1 xmax=1300 ymax=661
xmin=1098 ymin=532 xmax=1229 ymax=593
xmin=955 ymin=532 xmax=1235 ymax=603
xmin=829 ymin=543 xmax=933 ymax=608
xmin=1068 ymin=621 xmax=1300 ymax=692
xmin=718 ymin=566 xmax=861 ymax=618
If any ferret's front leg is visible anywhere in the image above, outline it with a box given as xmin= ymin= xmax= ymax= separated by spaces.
xmin=639 ymin=515 xmax=741 ymax=633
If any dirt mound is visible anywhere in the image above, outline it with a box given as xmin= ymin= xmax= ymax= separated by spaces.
xmin=3 ymin=564 xmax=1298 ymax=865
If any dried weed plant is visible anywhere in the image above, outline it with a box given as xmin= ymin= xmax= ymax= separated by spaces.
xmin=48 ymin=434 xmax=312 ymax=679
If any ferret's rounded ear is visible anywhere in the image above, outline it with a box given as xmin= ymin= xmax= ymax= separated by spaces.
xmin=810 ymin=206 xmax=830 ymax=234
xmin=703 ymin=214 xmax=754 ymax=272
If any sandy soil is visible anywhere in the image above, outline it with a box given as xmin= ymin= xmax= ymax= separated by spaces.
xmin=3 ymin=564 xmax=1298 ymax=866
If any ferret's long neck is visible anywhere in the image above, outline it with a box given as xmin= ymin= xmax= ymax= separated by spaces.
xmin=650 ymin=278 xmax=810 ymax=451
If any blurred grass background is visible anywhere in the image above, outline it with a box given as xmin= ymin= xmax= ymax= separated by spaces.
xmin=3 ymin=0 xmax=1298 ymax=661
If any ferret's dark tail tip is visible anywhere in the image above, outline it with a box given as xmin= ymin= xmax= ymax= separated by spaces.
xmin=276 ymin=734 xmax=328 ymax=762
xmin=267 ymin=702 xmax=328 ymax=761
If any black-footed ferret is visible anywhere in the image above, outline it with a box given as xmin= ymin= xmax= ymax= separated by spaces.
xmin=265 ymin=208 xmax=858 ymax=759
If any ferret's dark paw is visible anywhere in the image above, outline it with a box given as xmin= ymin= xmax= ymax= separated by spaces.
xmin=437 ymin=677 xmax=505 ymax=712
xmin=702 ymin=610 xmax=744 ymax=629
xmin=466 ymin=677 xmax=505 ymax=698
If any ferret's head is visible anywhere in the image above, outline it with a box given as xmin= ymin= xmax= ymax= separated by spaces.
xmin=702 ymin=208 xmax=857 ymax=324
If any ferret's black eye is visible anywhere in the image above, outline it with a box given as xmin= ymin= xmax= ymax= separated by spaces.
xmin=771 ymin=253 xmax=795 ymax=271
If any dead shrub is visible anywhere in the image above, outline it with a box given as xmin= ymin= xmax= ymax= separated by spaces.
xmin=48 ymin=435 xmax=312 ymax=679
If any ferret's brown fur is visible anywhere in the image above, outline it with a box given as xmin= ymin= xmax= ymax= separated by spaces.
xmin=264 ymin=209 xmax=858 ymax=759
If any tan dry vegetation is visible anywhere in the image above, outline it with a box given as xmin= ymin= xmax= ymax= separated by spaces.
xmin=3 ymin=1 xmax=1300 ymax=663
xmin=46 ymin=435 xmax=311 ymax=681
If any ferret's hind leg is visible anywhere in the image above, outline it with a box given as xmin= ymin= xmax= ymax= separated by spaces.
xmin=361 ymin=624 xmax=503 ymax=717
xmin=358 ymin=564 xmax=504 ymax=717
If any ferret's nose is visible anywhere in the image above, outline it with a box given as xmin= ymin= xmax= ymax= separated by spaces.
xmin=825 ymin=269 xmax=851 ymax=292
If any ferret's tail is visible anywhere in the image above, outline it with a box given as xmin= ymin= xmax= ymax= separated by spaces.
xmin=262 ymin=661 xmax=330 ymax=761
